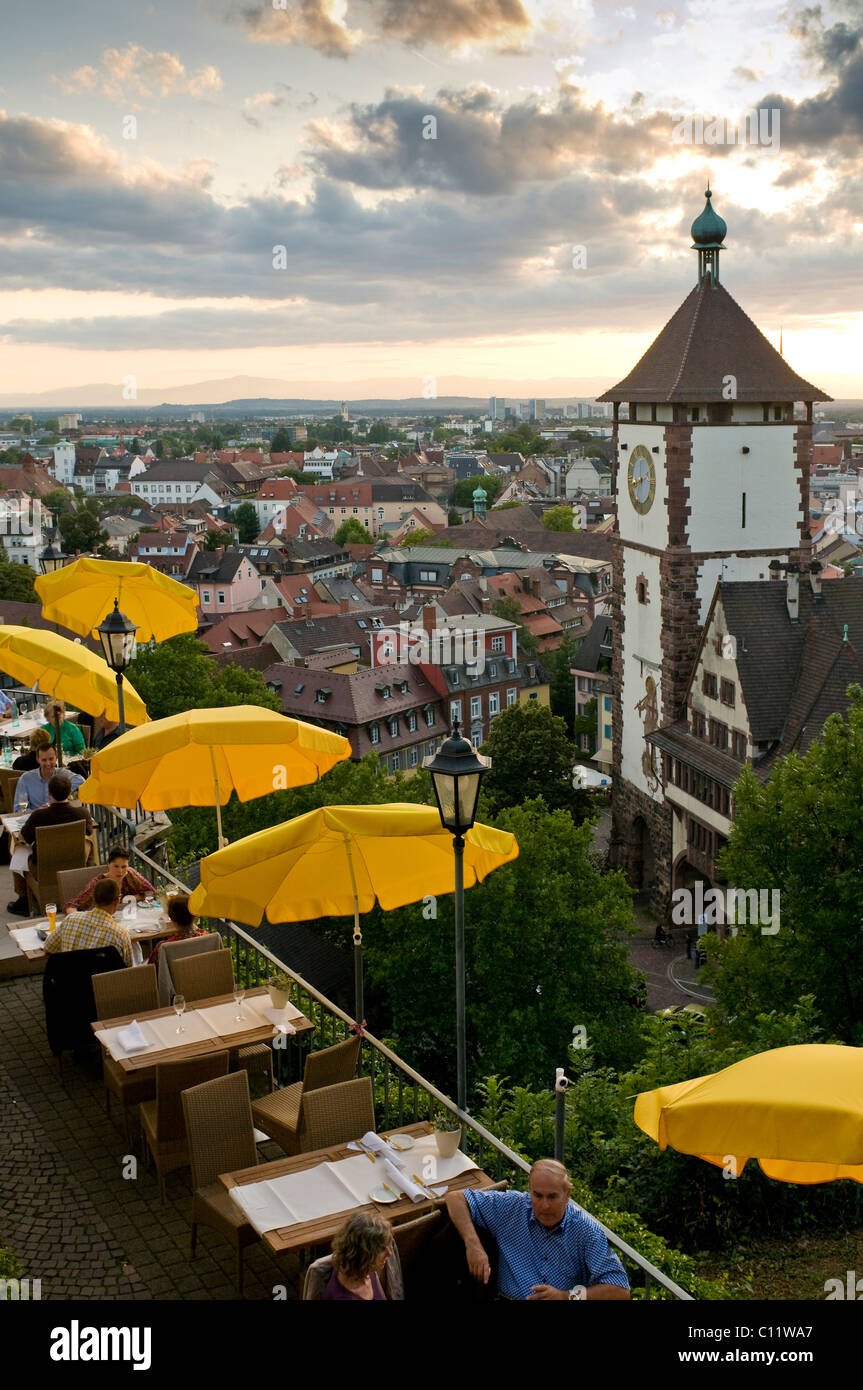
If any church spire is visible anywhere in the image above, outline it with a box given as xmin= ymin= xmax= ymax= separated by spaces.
xmin=690 ymin=188 xmax=727 ymax=288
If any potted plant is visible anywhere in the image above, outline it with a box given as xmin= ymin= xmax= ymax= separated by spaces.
xmin=433 ymin=1109 xmax=462 ymax=1159
xmin=268 ymin=971 xmax=293 ymax=1011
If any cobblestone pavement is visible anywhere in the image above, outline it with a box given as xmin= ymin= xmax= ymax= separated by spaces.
xmin=0 ymin=975 xmax=301 ymax=1301
xmin=628 ymin=913 xmax=716 ymax=1013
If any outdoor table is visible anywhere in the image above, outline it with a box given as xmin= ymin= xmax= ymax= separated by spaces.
xmin=9 ymin=905 xmax=175 ymax=962
xmin=91 ymin=984 xmax=313 ymax=1071
xmin=2 ymin=809 xmax=98 ymax=871
xmin=0 ymin=715 xmax=43 ymax=744
xmin=220 ymin=1120 xmax=495 ymax=1255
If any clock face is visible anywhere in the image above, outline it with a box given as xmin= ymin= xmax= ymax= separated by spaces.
xmin=627 ymin=444 xmax=656 ymax=514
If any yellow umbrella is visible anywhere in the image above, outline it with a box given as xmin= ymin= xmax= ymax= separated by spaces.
xmin=187 ymin=802 xmax=519 ymax=1017
xmin=79 ymin=705 xmax=351 ymax=846
xmin=0 ymin=626 xmax=149 ymax=728
xmin=634 ymin=1044 xmax=863 ymax=1183
xmin=35 ymin=557 xmax=199 ymax=643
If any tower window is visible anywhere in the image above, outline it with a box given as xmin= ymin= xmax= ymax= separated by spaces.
xmin=741 ymin=492 xmax=746 ymax=528
xmin=774 ymin=407 xmax=782 ymax=421
xmin=636 ymin=574 xmax=648 ymax=604
xmin=691 ymin=407 xmax=700 ymax=422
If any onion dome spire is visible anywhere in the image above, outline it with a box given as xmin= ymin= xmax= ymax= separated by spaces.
xmin=690 ymin=188 xmax=726 ymax=287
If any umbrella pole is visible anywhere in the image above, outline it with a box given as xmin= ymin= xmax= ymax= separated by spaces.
xmin=454 ymin=834 xmax=467 ymax=1113
xmin=353 ymin=897 xmax=364 ymax=1025
xmin=209 ymin=747 xmax=228 ymax=849
xmin=53 ymin=709 xmax=64 ymax=767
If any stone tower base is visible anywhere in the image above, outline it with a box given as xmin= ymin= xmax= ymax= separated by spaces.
xmin=610 ymin=778 xmax=673 ymax=920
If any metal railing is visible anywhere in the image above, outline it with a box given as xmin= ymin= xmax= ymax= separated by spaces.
xmin=104 ymin=808 xmax=692 ymax=1301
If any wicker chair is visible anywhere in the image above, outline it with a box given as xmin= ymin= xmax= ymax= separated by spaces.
xmin=57 ymin=863 xmax=107 ymax=910
xmin=251 ymin=1034 xmax=361 ymax=1155
xmin=299 ymin=1077 xmax=375 ymax=1152
xmin=25 ymin=820 xmax=87 ymax=914
xmin=92 ymin=965 xmax=160 ymax=1139
xmin=140 ymin=1052 xmax=230 ymax=1202
xmin=302 ymin=1241 xmax=405 ymax=1300
xmin=0 ymin=768 xmax=21 ymax=815
xmin=170 ymin=948 xmax=273 ymax=1095
xmin=181 ymin=1070 xmax=261 ymax=1292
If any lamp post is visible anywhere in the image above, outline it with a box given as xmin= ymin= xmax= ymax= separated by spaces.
xmin=423 ymin=720 xmax=490 ymax=1112
xmin=97 ymin=599 xmax=138 ymax=734
xmin=38 ymin=533 xmax=68 ymax=575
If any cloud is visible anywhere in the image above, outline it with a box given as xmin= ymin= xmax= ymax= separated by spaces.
xmin=61 ymin=44 xmax=223 ymax=108
xmin=230 ymin=0 xmax=532 ymax=56
xmin=305 ymin=86 xmax=671 ymax=194
xmin=242 ymin=85 xmax=318 ymax=126
xmin=233 ymin=0 xmax=361 ymax=58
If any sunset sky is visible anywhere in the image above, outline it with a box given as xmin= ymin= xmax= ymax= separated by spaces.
xmin=1 ymin=0 xmax=862 ymax=403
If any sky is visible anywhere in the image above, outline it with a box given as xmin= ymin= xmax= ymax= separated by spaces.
xmin=0 ymin=0 xmax=862 ymax=403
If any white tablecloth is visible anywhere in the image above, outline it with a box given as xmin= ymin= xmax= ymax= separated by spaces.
xmin=230 ymin=1134 xmax=477 ymax=1235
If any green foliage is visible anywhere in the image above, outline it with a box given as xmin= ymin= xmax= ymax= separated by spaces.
xmin=452 ymin=474 xmax=503 ymax=509
xmin=490 ymin=500 xmax=522 ymax=511
xmin=542 ymin=505 xmax=576 ymax=532
xmin=364 ymin=799 xmax=640 ymax=1091
xmin=367 ymin=420 xmax=406 ymax=444
xmin=334 ymin=518 xmax=374 ymax=544
xmin=548 ymin=635 xmax=579 ymax=733
xmin=713 ymin=685 xmax=863 ymax=1043
xmin=490 ymin=424 xmax=545 ymax=454
xmin=232 ymin=502 xmax=259 ymax=544
xmin=269 ymin=428 xmax=294 ymax=453
xmin=0 ymin=560 xmax=38 ymax=602
xmin=126 ymin=632 xmax=281 ymax=724
xmin=480 ymin=700 xmax=590 ymax=821
xmin=447 ymin=507 xmax=462 ymax=525
xmin=58 ymin=501 xmax=108 ymax=555
xmin=573 ymin=696 xmax=598 ymax=747
xmin=399 ymin=528 xmax=451 ymax=548
xmin=0 ymin=1238 xmax=21 ymax=1281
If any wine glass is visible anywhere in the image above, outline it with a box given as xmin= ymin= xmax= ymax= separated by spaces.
xmin=173 ymin=993 xmax=186 ymax=1034
xmin=233 ymin=988 xmax=246 ymax=1022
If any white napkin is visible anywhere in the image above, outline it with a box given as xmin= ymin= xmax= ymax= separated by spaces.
xmin=347 ymin=1131 xmax=406 ymax=1169
xmin=382 ymin=1159 xmax=432 ymax=1203
xmin=116 ymin=1020 xmax=150 ymax=1054
xmin=261 ymin=1007 xmax=296 ymax=1035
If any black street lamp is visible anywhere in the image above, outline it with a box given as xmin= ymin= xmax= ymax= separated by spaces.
xmin=38 ymin=533 xmax=68 ymax=574
xmin=97 ymin=599 xmax=138 ymax=734
xmin=423 ymin=720 xmax=490 ymax=1111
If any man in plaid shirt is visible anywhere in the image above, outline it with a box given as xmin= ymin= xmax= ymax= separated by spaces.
xmin=45 ymin=877 xmax=133 ymax=967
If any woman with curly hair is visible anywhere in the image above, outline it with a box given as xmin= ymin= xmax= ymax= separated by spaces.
xmin=323 ymin=1211 xmax=393 ymax=1301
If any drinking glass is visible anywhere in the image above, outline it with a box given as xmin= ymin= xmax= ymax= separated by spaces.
xmin=45 ymin=903 xmax=57 ymax=932
xmin=173 ymin=994 xmax=186 ymax=1034
xmin=233 ymin=988 xmax=245 ymax=1022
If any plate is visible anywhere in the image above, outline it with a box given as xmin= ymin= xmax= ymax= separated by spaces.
xmin=370 ymin=1186 xmax=399 ymax=1205
xmin=388 ymin=1134 xmax=415 ymax=1152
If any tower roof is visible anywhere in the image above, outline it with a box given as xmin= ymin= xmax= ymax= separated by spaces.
xmin=597 ymin=279 xmax=831 ymax=403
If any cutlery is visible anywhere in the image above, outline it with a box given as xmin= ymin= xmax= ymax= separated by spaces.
xmin=356 ymin=1140 xmax=376 ymax=1163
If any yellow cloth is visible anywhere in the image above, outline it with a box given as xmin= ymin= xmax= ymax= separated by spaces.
xmin=634 ymin=1044 xmax=863 ymax=1184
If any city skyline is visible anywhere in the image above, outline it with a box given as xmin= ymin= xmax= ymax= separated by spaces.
xmin=1 ymin=0 xmax=861 ymax=398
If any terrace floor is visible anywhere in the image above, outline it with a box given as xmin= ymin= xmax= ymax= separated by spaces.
xmin=0 ymin=968 xmax=302 ymax=1300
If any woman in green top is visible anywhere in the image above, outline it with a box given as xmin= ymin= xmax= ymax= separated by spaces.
xmin=41 ymin=698 xmax=86 ymax=756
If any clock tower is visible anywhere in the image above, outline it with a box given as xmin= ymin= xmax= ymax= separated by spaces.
xmin=598 ymin=190 xmax=830 ymax=909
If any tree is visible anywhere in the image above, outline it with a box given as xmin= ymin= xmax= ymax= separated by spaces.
xmin=232 ymin=502 xmax=260 ymax=545
xmin=399 ymin=528 xmax=446 ymax=548
xmin=367 ymin=421 xmax=404 ymax=444
xmin=479 ymin=700 xmax=591 ymax=822
xmin=452 ymin=474 xmax=503 ymax=508
xmin=710 ymin=685 xmax=863 ymax=1044
xmin=201 ymin=529 xmax=227 ymax=552
xmin=334 ymin=518 xmax=374 ymax=544
xmin=58 ymin=503 xmax=108 ymax=555
xmin=542 ymin=505 xmax=576 ymax=532
xmin=490 ymin=501 xmax=521 ymax=511
xmin=490 ymin=595 xmax=539 ymax=658
xmin=45 ymin=488 xmax=74 ymax=517
xmin=0 ymin=560 xmax=38 ymax=602
xmin=363 ymin=799 xmax=639 ymax=1090
xmin=129 ymin=438 xmax=142 ymax=455
xmin=549 ymin=634 xmax=580 ymax=733
xmin=447 ymin=507 xmax=462 ymax=526
xmin=572 ymin=696 xmax=597 ymax=750
xmin=270 ymin=428 xmax=293 ymax=454
xmin=126 ymin=632 xmax=282 ymax=724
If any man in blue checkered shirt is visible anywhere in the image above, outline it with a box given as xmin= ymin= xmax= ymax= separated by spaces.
xmin=446 ymin=1159 xmax=630 ymax=1301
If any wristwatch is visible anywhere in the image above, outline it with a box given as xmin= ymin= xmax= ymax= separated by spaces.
xmin=569 ymin=1285 xmax=587 ymax=1301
